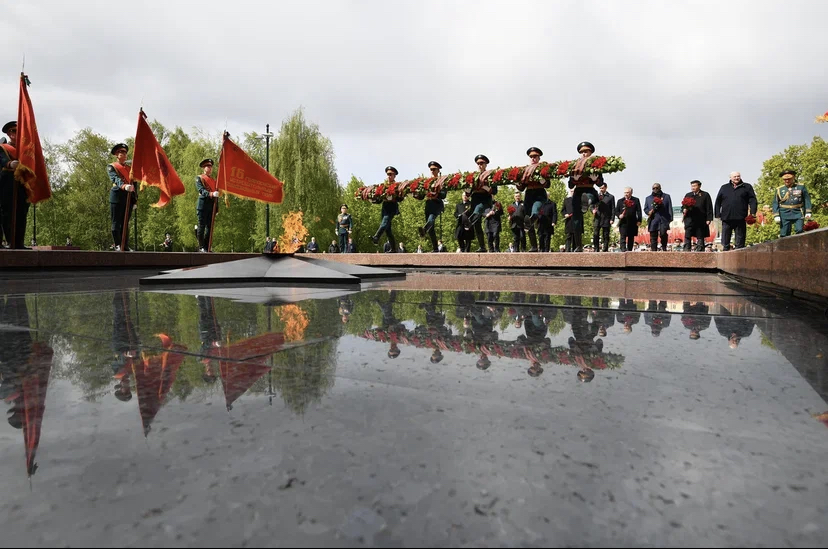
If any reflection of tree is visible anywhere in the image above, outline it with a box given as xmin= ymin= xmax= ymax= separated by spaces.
xmin=270 ymin=340 xmax=338 ymax=415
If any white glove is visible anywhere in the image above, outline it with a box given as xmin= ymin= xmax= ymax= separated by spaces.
xmin=211 ymin=191 xmax=220 ymax=198
xmin=774 ymin=216 xmax=780 ymax=223
xmin=123 ymin=184 xmax=134 ymax=192
xmin=589 ymin=174 xmax=600 ymax=182
xmin=805 ymin=213 xmax=811 ymax=219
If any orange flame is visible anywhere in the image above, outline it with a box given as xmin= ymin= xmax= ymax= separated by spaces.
xmin=277 ymin=304 xmax=309 ymax=342
xmin=817 ymin=111 xmax=828 ymax=123
xmin=278 ymin=211 xmax=310 ymax=253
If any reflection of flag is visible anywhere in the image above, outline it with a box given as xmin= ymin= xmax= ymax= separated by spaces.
xmin=217 ymin=332 xmax=285 ymax=411
xmin=131 ymin=110 xmax=185 ymax=208
xmin=15 ymin=73 xmax=51 ymax=204
xmin=23 ymin=342 xmax=54 ymax=477
xmin=133 ymin=334 xmax=187 ymax=436
xmin=217 ymin=134 xmax=284 ymax=204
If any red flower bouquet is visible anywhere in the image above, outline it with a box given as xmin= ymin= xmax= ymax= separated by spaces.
xmin=745 ymin=214 xmax=756 ymax=225
xmin=507 ymin=205 xmax=517 ymax=216
xmin=624 ymin=199 xmax=635 ymax=209
xmin=556 ymin=161 xmax=571 ymax=176
xmin=493 ymin=169 xmax=504 ymax=183
xmin=539 ymin=165 xmax=551 ymax=178
xmin=590 ymin=156 xmax=608 ymax=170
xmin=804 ymin=220 xmax=820 ymax=231
xmin=507 ymin=167 xmax=522 ymax=181
xmin=653 ymin=196 xmax=663 ymax=207
xmin=681 ymin=197 xmax=696 ymax=209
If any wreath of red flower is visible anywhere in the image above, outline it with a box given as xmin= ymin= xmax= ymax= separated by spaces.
xmin=540 ymin=165 xmax=551 ymax=178
xmin=465 ymin=173 xmax=476 ymax=186
xmin=508 ymin=167 xmax=521 ymax=180
xmin=493 ymin=169 xmax=504 ymax=183
xmin=448 ymin=173 xmax=462 ymax=188
xmin=409 ymin=180 xmax=419 ymax=192
xmin=557 ymin=161 xmax=571 ymax=176
xmin=591 ymin=157 xmax=607 ymax=170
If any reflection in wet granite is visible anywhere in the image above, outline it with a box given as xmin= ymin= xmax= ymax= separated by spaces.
xmin=0 ymin=274 xmax=827 ymax=546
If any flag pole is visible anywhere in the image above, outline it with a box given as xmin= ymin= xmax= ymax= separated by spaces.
xmin=209 ymin=133 xmax=227 ymax=253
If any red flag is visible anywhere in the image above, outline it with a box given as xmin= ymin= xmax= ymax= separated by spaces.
xmin=131 ymin=110 xmax=185 ymax=208
xmin=133 ymin=334 xmax=187 ymax=436
xmin=15 ymin=73 xmax=51 ymax=204
xmin=217 ymin=332 xmax=284 ymax=411
xmin=217 ymin=134 xmax=284 ymax=204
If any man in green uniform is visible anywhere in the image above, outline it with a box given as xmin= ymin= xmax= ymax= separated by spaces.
xmin=336 ymin=204 xmax=353 ymax=253
xmin=0 ymin=121 xmax=30 ymax=249
xmin=371 ymin=166 xmax=401 ymax=251
xmin=772 ymin=170 xmax=812 ymax=237
xmin=106 ymin=143 xmax=137 ymax=251
xmin=418 ymin=161 xmax=447 ymax=252
xmin=195 ymin=158 xmax=220 ymax=252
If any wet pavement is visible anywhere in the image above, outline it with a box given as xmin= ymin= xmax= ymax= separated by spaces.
xmin=1 ymin=271 xmax=827 ymax=547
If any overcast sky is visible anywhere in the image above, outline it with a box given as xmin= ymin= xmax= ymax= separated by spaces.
xmin=2 ymin=0 xmax=827 ymax=200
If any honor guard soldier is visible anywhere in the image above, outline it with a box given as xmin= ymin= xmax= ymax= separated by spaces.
xmin=521 ymin=147 xmax=550 ymax=252
xmin=107 ymin=143 xmax=137 ymax=251
xmin=0 ymin=121 xmax=30 ymax=249
xmin=569 ymin=141 xmax=602 ymax=213
xmin=336 ymin=203 xmax=353 ymax=252
xmin=418 ymin=161 xmax=447 ymax=252
xmin=370 ymin=166 xmax=401 ymax=251
xmin=468 ymin=154 xmax=498 ymax=252
xmin=772 ymin=170 xmax=812 ymax=237
xmin=195 ymin=158 xmax=220 ymax=252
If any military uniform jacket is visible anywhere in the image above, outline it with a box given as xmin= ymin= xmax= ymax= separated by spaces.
xmin=380 ymin=200 xmax=400 ymax=219
xmin=772 ymin=185 xmax=811 ymax=218
xmin=196 ymin=175 xmax=218 ymax=212
xmin=593 ymin=192 xmax=616 ymax=228
xmin=107 ymin=162 xmax=137 ymax=205
xmin=424 ymin=190 xmax=447 ymax=217
xmin=683 ymin=191 xmax=713 ymax=236
xmin=0 ymin=143 xmax=17 ymax=187
xmin=337 ymin=213 xmax=353 ymax=235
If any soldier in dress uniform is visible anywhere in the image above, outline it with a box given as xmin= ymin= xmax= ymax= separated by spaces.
xmin=468 ymin=155 xmax=498 ymax=252
xmin=107 ymin=143 xmax=138 ymax=251
xmin=568 ymin=141 xmax=603 ymax=213
xmin=0 ymin=121 xmax=30 ymax=249
xmin=195 ymin=158 xmax=220 ymax=252
xmin=509 ymin=191 xmax=527 ymax=252
xmin=418 ymin=161 xmax=447 ymax=252
xmin=370 ymin=166 xmax=401 ymax=251
xmin=455 ymin=191 xmax=474 ymax=252
xmin=336 ymin=203 xmax=353 ymax=253
xmin=520 ymin=147 xmax=550 ymax=252
xmin=772 ymin=170 xmax=812 ymax=237
xmin=197 ymin=295 xmax=221 ymax=384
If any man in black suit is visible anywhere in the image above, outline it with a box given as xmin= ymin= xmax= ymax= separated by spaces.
xmin=561 ymin=188 xmax=583 ymax=252
xmin=714 ymin=172 xmax=757 ymax=251
xmin=509 ymin=190 xmax=526 ymax=252
xmin=591 ymin=182 xmax=615 ymax=252
xmin=615 ymin=187 xmax=642 ymax=252
xmin=683 ymin=180 xmax=714 ymax=252
xmin=455 ymin=191 xmax=474 ymax=253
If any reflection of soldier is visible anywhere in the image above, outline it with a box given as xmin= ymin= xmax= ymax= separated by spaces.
xmin=1 ymin=296 xmax=33 ymax=423
xmin=112 ymin=291 xmax=140 ymax=401
xmin=338 ymin=296 xmax=354 ymax=325
xmin=681 ymin=302 xmax=712 ymax=340
xmin=715 ymin=315 xmax=755 ymax=349
xmin=381 ymin=291 xmax=404 ymax=359
xmin=643 ymin=300 xmax=672 ymax=337
xmin=417 ymin=292 xmax=451 ymax=364
xmin=197 ymin=295 xmax=222 ymax=383
xmin=616 ymin=299 xmax=641 ymax=334
xmin=565 ymin=296 xmax=604 ymax=382
xmin=590 ymin=297 xmax=615 ymax=338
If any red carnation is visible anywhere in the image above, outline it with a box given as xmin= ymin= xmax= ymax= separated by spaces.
xmin=745 ymin=214 xmax=756 ymax=225
xmin=508 ymin=167 xmax=522 ymax=181
xmin=804 ymin=220 xmax=820 ymax=231
xmin=493 ymin=169 xmax=504 ymax=183
xmin=465 ymin=173 xmax=476 ymax=186
xmin=624 ymin=199 xmax=635 ymax=209
xmin=592 ymin=356 xmax=607 ymax=370
xmin=591 ymin=156 xmax=607 ymax=170
xmin=374 ymin=186 xmax=383 ymax=197
xmin=653 ymin=196 xmax=663 ymax=206
xmin=448 ymin=173 xmax=462 ymax=188
xmin=681 ymin=197 xmax=696 ymax=209
xmin=507 ymin=205 xmax=517 ymax=215
xmin=540 ymin=165 xmax=551 ymax=178
xmin=409 ymin=180 xmax=419 ymax=192
xmin=557 ymin=161 xmax=571 ymax=176
xmin=423 ymin=178 xmax=432 ymax=190
xmin=387 ymin=183 xmax=398 ymax=196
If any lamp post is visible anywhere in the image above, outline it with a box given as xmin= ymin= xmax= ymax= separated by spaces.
xmin=257 ymin=125 xmax=275 ymax=237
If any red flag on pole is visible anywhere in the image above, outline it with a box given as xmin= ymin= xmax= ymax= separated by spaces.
xmin=131 ymin=110 xmax=185 ymax=208
xmin=15 ymin=73 xmax=51 ymax=204
xmin=217 ymin=134 xmax=284 ymax=204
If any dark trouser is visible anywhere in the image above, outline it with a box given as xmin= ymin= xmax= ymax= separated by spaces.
xmin=592 ymin=225 xmax=610 ymax=252
xmin=779 ymin=215 xmax=804 ymax=237
xmin=486 ymin=231 xmax=500 ymax=252
xmin=574 ymin=187 xmax=598 ymax=212
xmin=111 ymin=201 xmax=133 ymax=249
xmin=197 ymin=208 xmax=214 ymax=250
xmin=524 ymin=189 xmax=545 ymax=251
xmin=423 ymin=213 xmax=440 ymax=250
xmin=511 ymin=228 xmax=526 ymax=252
xmin=721 ymin=219 xmax=747 ymax=250
xmin=684 ymin=226 xmax=706 ymax=251
xmin=619 ymin=222 xmax=637 ymax=251
xmin=374 ymin=215 xmax=396 ymax=250
xmin=539 ymin=230 xmax=552 ymax=252
xmin=649 ymin=230 xmax=668 ymax=251
xmin=338 ymin=231 xmax=348 ymax=253
xmin=565 ymin=231 xmax=582 ymax=252
xmin=0 ymin=180 xmax=30 ymax=249
xmin=457 ymin=225 xmax=472 ymax=252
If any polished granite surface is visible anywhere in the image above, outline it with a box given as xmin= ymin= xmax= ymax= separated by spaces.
xmin=1 ymin=271 xmax=827 ymax=547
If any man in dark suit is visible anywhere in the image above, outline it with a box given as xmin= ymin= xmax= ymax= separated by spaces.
xmin=455 ymin=191 xmax=473 ymax=252
xmin=643 ymin=183 xmax=673 ymax=252
xmin=615 ymin=187 xmax=642 ymax=252
xmin=714 ymin=172 xmax=757 ymax=251
xmin=509 ymin=190 xmax=526 ymax=252
xmin=306 ymin=237 xmax=319 ymax=253
xmin=346 ymin=237 xmax=357 ymax=253
xmin=537 ymin=197 xmax=558 ymax=252
xmin=683 ymin=180 xmax=713 ymax=252
xmin=591 ymin=182 xmax=615 ymax=252
xmin=561 ymin=189 xmax=583 ymax=252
